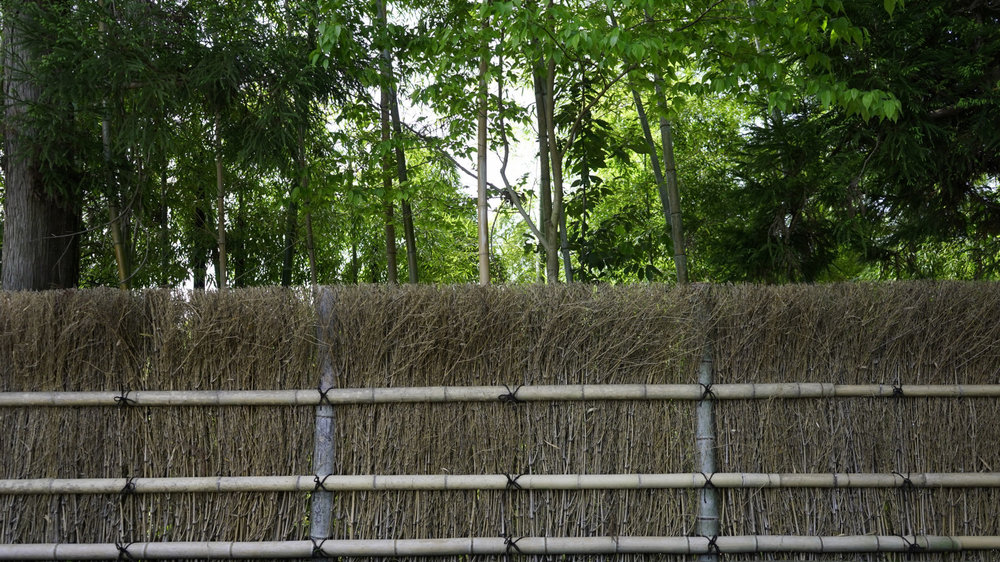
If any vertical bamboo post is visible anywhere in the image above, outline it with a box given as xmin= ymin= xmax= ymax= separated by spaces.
xmin=695 ymin=288 xmax=719 ymax=561
xmin=310 ymin=288 xmax=337 ymax=554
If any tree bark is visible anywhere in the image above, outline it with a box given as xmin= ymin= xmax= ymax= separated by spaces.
xmin=2 ymin=2 xmax=81 ymax=291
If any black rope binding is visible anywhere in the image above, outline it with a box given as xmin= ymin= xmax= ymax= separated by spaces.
xmin=699 ymin=383 xmax=717 ymax=401
xmin=317 ymin=385 xmax=334 ymax=406
xmin=115 ymin=541 xmax=136 ymax=561
xmin=119 ymin=476 xmax=136 ymax=504
xmin=502 ymin=533 xmax=525 ymax=556
xmin=893 ymin=471 xmax=915 ymax=490
xmin=700 ymin=472 xmax=716 ymax=490
xmin=310 ymin=538 xmax=327 ymax=557
xmin=114 ymin=385 xmax=136 ymax=407
xmin=502 ymin=472 xmax=523 ymax=491
xmin=704 ymin=535 xmax=722 ymax=556
xmin=498 ymin=384 xmax=524 ymax=405
xmin=313 ymin=474 xmax=333 ymax=493
xmin=892 ymin=384 xmax=905 ymax=397
xmin=900 ymin=535 xmax=926 ymax=557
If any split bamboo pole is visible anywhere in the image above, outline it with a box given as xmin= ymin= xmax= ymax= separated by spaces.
xmin=4 ymin=383 xmax=999 ymax=407
xmin=310 ymin=288 xmax=337 ymax=546
xmin=2 ymin=535 xmax=999 ymax=559
xmin=694 ymin=293 xmax=719 ymax=562
xmin=4 ymin=473 xmax=1000 ymax=495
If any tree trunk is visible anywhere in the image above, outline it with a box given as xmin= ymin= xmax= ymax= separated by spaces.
xmin=377 ymin=0 xmax=407 ymax=284
xmin=543 ymin=58 xmax=571 ymax=283
xmin=192 ymin=194 xmax=209 ymax=291
xmin=476 ymin=16 xmax=490 ymax=285
xmin=1 ymin=3 xmax=81 ymax=291
xmin=281 ymin=195 xmax=298 ymax=287
xmin=215 ymin=113 xmax=228 ymax=289
xmin=234 ymin=189 xmax=246 ymax=287
xmin=532 ymin=63 xmax=557 ymax=283
xmin=158 ymin=161 xmax=170 ymax=287
xmin=98 ymin=3 xmax=129 ymax=290
xmin=389 ymin=90 xmax=418 ymax=283
xmin=653 ymin=77 xmax=688 ymax=284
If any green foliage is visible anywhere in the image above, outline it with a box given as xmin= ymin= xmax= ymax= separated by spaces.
xmin=6 ymin=0 xmax=997 ymax=288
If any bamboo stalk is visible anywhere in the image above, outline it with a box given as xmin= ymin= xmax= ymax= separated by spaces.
xmin=1 ymin=535 xmax=997 ymax=559
xmin=4 ymin=473 xmax=1000 ymax=495
xmin=695 ymin=302 xmax=719 ymax=562
xmin=4 ymin=384 xmax=1000 ymax=407
xmin=310 ymin=288 xmax=337 ymax=543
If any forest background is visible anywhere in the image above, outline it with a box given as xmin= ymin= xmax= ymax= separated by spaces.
xmin=1 ymin=0 xmax=998 ymax=291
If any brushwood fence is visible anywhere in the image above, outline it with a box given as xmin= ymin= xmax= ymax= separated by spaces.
xmin=1 ymin=283 xmax=1000 ymax=560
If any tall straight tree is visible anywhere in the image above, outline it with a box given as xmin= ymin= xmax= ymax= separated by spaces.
xmin=378 ymin=0 xmax=418 ymax=283
xmin=476 ymin=5 xmax=489 ymax=285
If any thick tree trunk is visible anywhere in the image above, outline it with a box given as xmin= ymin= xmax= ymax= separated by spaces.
xmin=2 ymin=3 xmax=81 ymax=290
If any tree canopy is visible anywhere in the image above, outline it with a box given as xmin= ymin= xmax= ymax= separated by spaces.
xmin=1 ymin=0 xmax=997 ymax=290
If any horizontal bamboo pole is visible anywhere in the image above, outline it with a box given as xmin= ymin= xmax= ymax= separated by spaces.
xmin=2 ymin=535 xmax=999 ymax=559
xmin=2 ymin=383 xmax=999 ymax=407
xmin=3 ymin=472 xmax=1000 ymax=495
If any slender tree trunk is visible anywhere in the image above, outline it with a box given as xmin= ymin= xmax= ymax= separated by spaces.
xmin=476 ymin=15 xmax=490 ymax=285
xmin=192 ymin=195 xmax=209 ymax=291
xmin=159 ymin=160 xmax=170 ymax=287
xmin=653 ymin=78 xmax=688 ymax=283
xmin=380 ymin=81 xmax=398 ymax=284
xmin=532 ymin=63 xmax=557 ymax=282
xmin=215 ymin=113 xmax=227 ymax=289
xmin=98 ymin=4 xmax=129 ymax=290
xmin=377 ymin=2 xmax=397 ymax=285
xmin=630 ymin=87 xmax=670 ymax=215
xmin=1 ymin=3 xmax=81 ymax=291
xmin=294 ymin=124 xmax=318 ymax=287
xmin=544 ymin=59 xmax=571 ymax=282
xmin=281 ymin=195 xmax=298 ymax=287
xmin=234 ymin=189 xmax=246 ymax=287
xmin=377 ymin=0 xmax=412 ymax=283
xmin=389 ymin=91 xmax=417 ymax=283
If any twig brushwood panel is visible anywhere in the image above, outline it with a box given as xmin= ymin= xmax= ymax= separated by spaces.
xmin=1 ymin=284 xmax=1000 ymax=560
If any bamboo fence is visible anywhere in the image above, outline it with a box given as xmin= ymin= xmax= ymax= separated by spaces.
xmin=3 ymin=473 xmax=1000 ymax=494
xmin=5 ymin=383 xmax=999 ymax=407
xmin=2 ymin=284 xmax=1000 ymax=560
xmin=4 ymin=535 xmax=1000 ymax=560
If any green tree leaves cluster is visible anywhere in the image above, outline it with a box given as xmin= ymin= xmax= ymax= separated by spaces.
xmin=3 ymin=0 xmax=997 ymax=289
